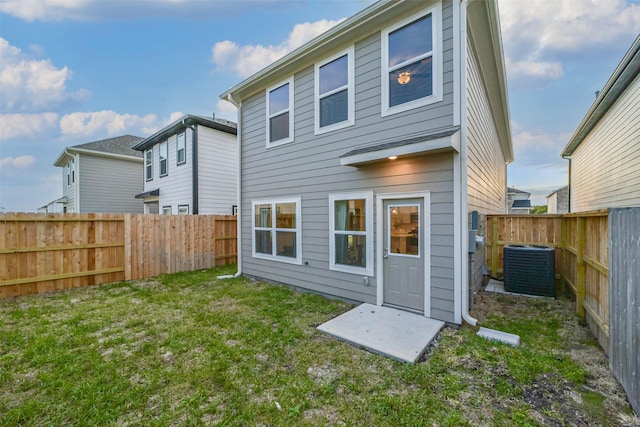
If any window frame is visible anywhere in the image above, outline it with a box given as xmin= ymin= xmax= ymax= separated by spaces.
xmin=381 ymin=4 xmax=442 ymax=117
xmin=144 ymin=149 xmax=153 ymax=181
xmin=329 ymin=191 xmax=374 ymax=276
xmin=178 ymin=205 xmax=189 ymax=215
xmin=251 ymin=197 xmax=302 ymax=265
xmin=314 ymin=46 xmax=355 ymax=135
xmin=159 ymin=141 xmax=168 ymax=177
xmin=176 ymin=132 xmax=186 ymax=165
xmin=266 ymin=77 xmax=294 ymax=148
xmin=162 ymin=206 xmax=172 ymax=215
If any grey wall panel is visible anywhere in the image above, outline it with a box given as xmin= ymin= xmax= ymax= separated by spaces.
xmin=608 ymin=208 xmax=640 ymax=415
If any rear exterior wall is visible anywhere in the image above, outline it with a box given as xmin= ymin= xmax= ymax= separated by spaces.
xmin=239 ymin=0 xmax=459 ymax=323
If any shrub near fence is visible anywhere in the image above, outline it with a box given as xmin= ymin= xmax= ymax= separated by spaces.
xmin=0 ymin=213 xmax=237 ymax=299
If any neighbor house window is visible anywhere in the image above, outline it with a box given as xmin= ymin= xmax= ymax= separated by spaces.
xmin=315 ymin=46 xmax=354 ymax=134
xmin=145 ymin=149 xmax=153 ymax=181
xmin=329 ymin=192 xmax=373 ymax=276
xmin=178 ymin=205 xmax=189 ymax=215
xmin=66 ymin=159 xmax=75 ymax=186
xmin=266 ymin=78 xmax=294 ymax=147
xmin=176 ymin=132 xmax=186 ymax=165
xmin=382 ymin=5 xmax=442 ymax=116
xmin=159 ymin=141 xmax=168 ymax=177
xmin=252 ymin=197 xmax=302 ymax=264
xmin=162 ymin=206 xmax=171 ymax=215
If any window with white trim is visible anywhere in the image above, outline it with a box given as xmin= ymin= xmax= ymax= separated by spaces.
xmin=66 ymin=159 xmax=75 ymax=186
xmin=252 ymin=197 xmax=302 ymax=264
xmin=266 ymin=78 xmax=294 ymax=147
xmin=145 ymin=149 xmax=153 ymax=181
xmin=178 ymin=205 xmax=189 ymax=215
xmin=315 ymin=46 xmax=354 ymax=134
xmin=159 ymin=141 xmax=168 ymax=177
xmin=162 ymin=206 xmax=171 ymax=215
xmin=382 ymin=5 xmax=442 ymax=116
xmin=176 ymin=132 xmax=186 ymax=165
xmin=329 ymin=192 xmax=374 ymax=276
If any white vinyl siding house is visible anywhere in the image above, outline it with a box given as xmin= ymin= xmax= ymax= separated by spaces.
xmin=221 ymin=0 xmax=512 ymax=325
xmin=44 ymin=135 xmax=145 ymax=214
xmin=562 ymin=35 xmax=640 ymax=212
xmin=133 ymin=115 xmax=237 ymax=215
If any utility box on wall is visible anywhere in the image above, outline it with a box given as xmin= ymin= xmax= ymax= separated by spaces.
xmin=503 ymin=245 xmax=555 ymax=297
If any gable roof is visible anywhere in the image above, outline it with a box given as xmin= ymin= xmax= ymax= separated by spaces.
xmin=562 ymin=34 xmax=640 ymax=157
xmin=132 ymin=114 xmax=237 ymax=152
xmin=54 ymin=135 xmax=144 ymax=166
xmin=219 ymin=0 xmax=512 ymax=163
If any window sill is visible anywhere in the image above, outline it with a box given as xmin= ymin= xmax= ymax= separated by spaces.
xmin=253 ymin=253 xmax=302 ymax=265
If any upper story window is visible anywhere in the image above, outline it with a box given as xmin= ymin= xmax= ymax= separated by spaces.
xmin=159 ymin=141 xmax=168 ymax=177
xmin=252 ymin=197 xmax=302 ymax=265
xmin=266 ymin=78 xmax=294 ymax=147
xmin=382 ymin=5 xmax=442 ymax=116
xmin=162 ymin=206 xmax=171 ymax=215
xmin=314 ymin=46 xmax=354 ymax=134
xmin=145 ymin=149 xmax=153 ymax=181
xmin=176 ymin=132 xmax=186 ymax=165
xmin=178 ymin=205 xmax=189 ymax=215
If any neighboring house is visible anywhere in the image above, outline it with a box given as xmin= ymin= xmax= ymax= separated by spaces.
xmin=561 ymin=35 xmax=640 ymax=212
xmin=42 ymin=135 xmax=145 ymax=213
xmin=220 ymin=0 xmax=512 ymax=326
xmin=132 ymin=114 xmax=237 ymax=215
xmin=546 ymin=186 xmax=569 ymax=214
xmin=507 ymin=187 xmax=532 ymax=214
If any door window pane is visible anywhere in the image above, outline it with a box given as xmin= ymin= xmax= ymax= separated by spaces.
xmin=389 ymin=205 xmax=419 ymax=256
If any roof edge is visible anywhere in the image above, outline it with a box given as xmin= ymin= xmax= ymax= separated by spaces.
xmin=561 ymin=34 xmax=640 ymax=157
xmin=132 ymin=114 xmax=237 ymax=151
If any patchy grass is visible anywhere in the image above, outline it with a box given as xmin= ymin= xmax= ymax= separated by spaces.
xmin=0 ymin=265 xmax=637 ymax=426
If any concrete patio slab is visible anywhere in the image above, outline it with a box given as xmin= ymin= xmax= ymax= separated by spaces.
xmin=317 ymin=303 xmax=445 ymax=363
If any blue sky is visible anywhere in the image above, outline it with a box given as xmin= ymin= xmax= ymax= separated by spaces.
xmin=1 ymin=0 xmax=639 ymax=212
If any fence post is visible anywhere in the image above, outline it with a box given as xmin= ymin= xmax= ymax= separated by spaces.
xmin=123 ymin=214 xmax=131 ymax=281
xmin=576 ymin=216 xmax=586 ymax=318
xmin=491 ymin=216 xmax=499 ymax=277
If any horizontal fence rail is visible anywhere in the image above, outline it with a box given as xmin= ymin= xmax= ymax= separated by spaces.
xmin=0 ymin=213 xmax=237 ymax=299
xmin=485 ymin=211 xmax=610 ymax=351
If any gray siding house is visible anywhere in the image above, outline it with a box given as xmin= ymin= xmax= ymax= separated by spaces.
xmin=133 ymin=114 xmax=237 ymax=215
xmin=561 ymin=35 xmax=640 ymax=212
xmin=220 ymin=0 xmax=512 ymax=325
xmin=43 ymin=135 xmax=145 ymax=213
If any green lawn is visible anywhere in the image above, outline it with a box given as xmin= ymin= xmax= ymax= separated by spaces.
xmin=0 ymin=265 xmax=636 ymax=426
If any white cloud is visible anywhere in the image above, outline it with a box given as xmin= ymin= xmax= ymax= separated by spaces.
xmin=512 ymin=130 xmax=572 ymax=165
xmin=499 ymin=0 xmax=640 ymax=80
xmin=58 ymin=110 xmax=183 ymax=138
xmin=212 ymin=19 xmax=344 ymax=78
xmin=0 ymin=155 xmax=37 ymax=170
xmin=216 ymin=99 xmax=238 ymax=122
xmin=0 ymin=112 xmax=59 ymax=140
xmin=0 ymin=38 xmax=90 ymax=112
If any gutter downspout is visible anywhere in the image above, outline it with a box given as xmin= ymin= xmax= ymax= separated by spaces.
xmin=218 ymin=93 xmax=242 ymax=279
xmin=182 ymin=118 xmax=198 ymax=214
xmin=459 ymin=0 xmax=478 ymax=326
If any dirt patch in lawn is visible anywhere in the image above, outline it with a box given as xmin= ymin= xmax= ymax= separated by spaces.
xmin=470 ymin=291 xmax=639 ymax=427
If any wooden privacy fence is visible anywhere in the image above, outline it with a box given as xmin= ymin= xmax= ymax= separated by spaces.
xmin=485 ymin=210 xmax=609 ymax=351
xmin=0 ymin=213 xmax=237 ymax=299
